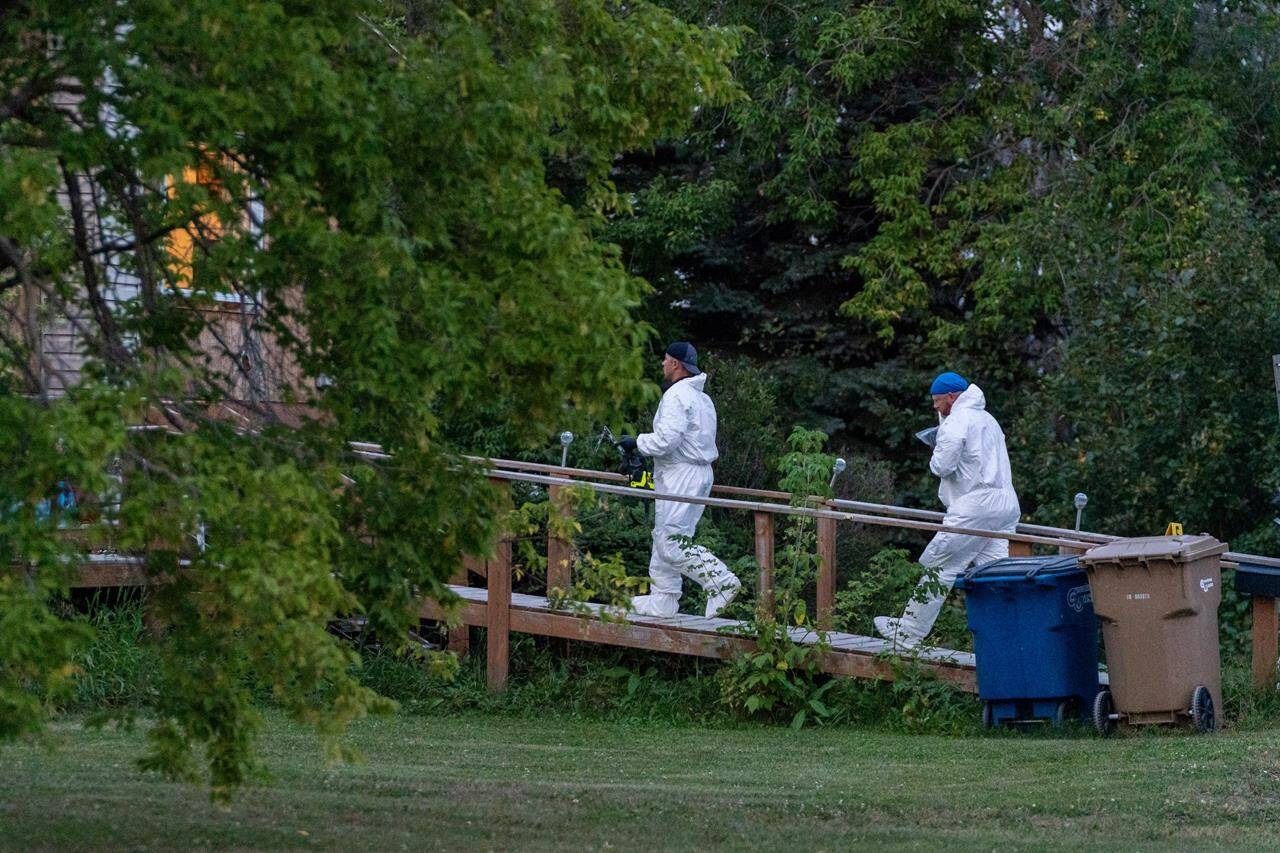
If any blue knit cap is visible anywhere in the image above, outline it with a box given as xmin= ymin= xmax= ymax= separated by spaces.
xmin=930 ymin=372 xmax=969 ymax=395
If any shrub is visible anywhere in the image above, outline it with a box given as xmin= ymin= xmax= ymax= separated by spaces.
xmin=717 ymin=620 xmax=836 ymax=729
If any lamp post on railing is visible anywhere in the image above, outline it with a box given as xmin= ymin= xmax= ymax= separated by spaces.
xmin=829 ymin=457 xmax=847 ymax=491
xmin=559 ymin=431 xmax=574 ymax=468
xmin=818 ymin=457 xmax=845 ymax=631
xmin=549 ymin=432 xmax=576 ymax=598
xmin=1074 ymin=492 xmax=1089 ymax=532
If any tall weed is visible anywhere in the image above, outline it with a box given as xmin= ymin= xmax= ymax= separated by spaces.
xmin=717 ymin=428 xmax=841 ymax=728
xmin=69 ymin=597 xmax=159 ymax=710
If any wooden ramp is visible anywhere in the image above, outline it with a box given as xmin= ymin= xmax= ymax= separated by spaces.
xmin=421 ymin=584 xmax=980 ymax=693
xmin=58 ymin=458 xmax=1155 ymax=694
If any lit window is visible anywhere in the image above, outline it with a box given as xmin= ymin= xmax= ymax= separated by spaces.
xmin=165 ymin=151 xmax=241 ymax=290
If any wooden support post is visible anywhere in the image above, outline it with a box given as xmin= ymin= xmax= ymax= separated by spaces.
xmin=447 ymin=563 xmax=471 ymax=657
xmin=1252 ymin=596 xmax=1279 ymax=690
xmin=817 ymin=516 xmax=837 ymax=631
xmin=447 ymin=623 xmax=470 ymax=656
xmin=484 ymin=476 xmax=513 ymax=692
xmin=754 ymin=512 xmax=775 ymax=617
xmin=1009 ymin=540 xmax=1033 ymax=558
xmin=546 ymin=484 xmax=573 ymax=596
xmin=486 ymin=536 xmax=512 ymax=692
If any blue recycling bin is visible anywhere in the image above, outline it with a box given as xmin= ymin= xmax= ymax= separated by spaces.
xmin=954 ymin=555 xmax=1100 ymax=727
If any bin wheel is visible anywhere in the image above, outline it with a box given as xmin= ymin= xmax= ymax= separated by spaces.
xmin=982 ymin=701 xmax=994 ymax=729
xmin=1055 ymin=698 xmax=1080 ymax=725
xmin=1191 ymin=685 xmax=1216 ymax=733
xmin=1093 ymin=690 xmax=1115 ymax=736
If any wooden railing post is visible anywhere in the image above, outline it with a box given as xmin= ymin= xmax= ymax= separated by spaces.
xmin=547 ymin=484 xmax=573 ymax=596
xmin=1252 ymin=595 xmax=1279 ymax=689
xmin=817 ymin=516 xmax=836 ymax=630
xmin=754 ymin=512 xmax=774 ymax=618
xmin=486 ymin=478 xmax=513 ymax=693
xmin=1008 ymin=540 xmax=1034 ymax=558
xmin=486 ymin=536 xmax=512 ymax=692
xmin=447 ymin=561 xmax=472 ymax=657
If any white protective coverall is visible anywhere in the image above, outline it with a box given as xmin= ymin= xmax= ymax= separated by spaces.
xmin=629 ymin=373 xmax=741 ymax=618
xmin=877 ymin=384 xmax=1021 ymax=645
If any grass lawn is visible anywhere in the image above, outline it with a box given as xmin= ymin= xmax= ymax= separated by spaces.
xmin=4 ymin=712 xmax=1280 ymax=850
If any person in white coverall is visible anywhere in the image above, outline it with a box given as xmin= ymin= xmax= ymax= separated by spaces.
xmin=874 ymin=372 xmax=1021 ymax=647
xmin=619 ymin=342 xmax=742 ymax=619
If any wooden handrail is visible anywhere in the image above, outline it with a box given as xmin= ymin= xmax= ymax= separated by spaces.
xmin=471 ymin=455 xmax=1125 ymax=544
xmin=475 ymin=456 xmax=1280 ymax=569
xmin=349 ymin=446 xmax=1280 ymax=566
xmin=470 ymin=455 xmax=630 ymax=484
xmin=826 ymin=498 xmax=1118 ymax=544
xmin=484 ymin=468 xmax=1100 ymax=550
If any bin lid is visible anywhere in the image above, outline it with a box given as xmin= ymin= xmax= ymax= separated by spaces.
xmin=1235 ymin=563 xmax=1280 ymax=598
xmin=1080 ymin=534 xmax=1226 ymax=566
xmin=960 ymin=555 xmax=1081 ymax=583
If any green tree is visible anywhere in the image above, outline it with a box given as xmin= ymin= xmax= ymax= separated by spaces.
xmin=0 ymin=0 xmax=736 ymax=794
xmin=614 ymin=1 xmax=1280 ymax=538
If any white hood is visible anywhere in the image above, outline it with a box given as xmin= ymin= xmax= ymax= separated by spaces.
xmin=929 ymin=384 xmax=1018 ymax=512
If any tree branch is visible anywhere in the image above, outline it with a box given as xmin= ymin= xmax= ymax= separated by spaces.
xmin=1 ymin=73 xmax=57 ymax=123
xmin=58 ymin=159 xmax=134 ymax=371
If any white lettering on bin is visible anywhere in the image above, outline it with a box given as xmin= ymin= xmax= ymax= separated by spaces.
xmin=1067 ymin=585 xmax=1092 ymax=613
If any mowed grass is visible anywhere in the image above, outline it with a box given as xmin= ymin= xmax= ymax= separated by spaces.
xmin=4 ymin=712 xmax=1280 ymax=851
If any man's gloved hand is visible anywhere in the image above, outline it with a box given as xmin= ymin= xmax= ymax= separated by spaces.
xmin=618 ymin=435 xmax=639 ymax=453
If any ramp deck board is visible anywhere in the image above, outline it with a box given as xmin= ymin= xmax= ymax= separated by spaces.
xmin=425 ymin=584 xmax=980 ymax=691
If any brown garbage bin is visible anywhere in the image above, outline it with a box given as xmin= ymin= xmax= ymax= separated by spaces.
xmin=1080 ymin=534 xmax=1226 ymax=734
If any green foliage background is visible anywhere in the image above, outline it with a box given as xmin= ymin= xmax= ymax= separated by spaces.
xmin=610 ymin=0 xmax=1280 ymax=546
